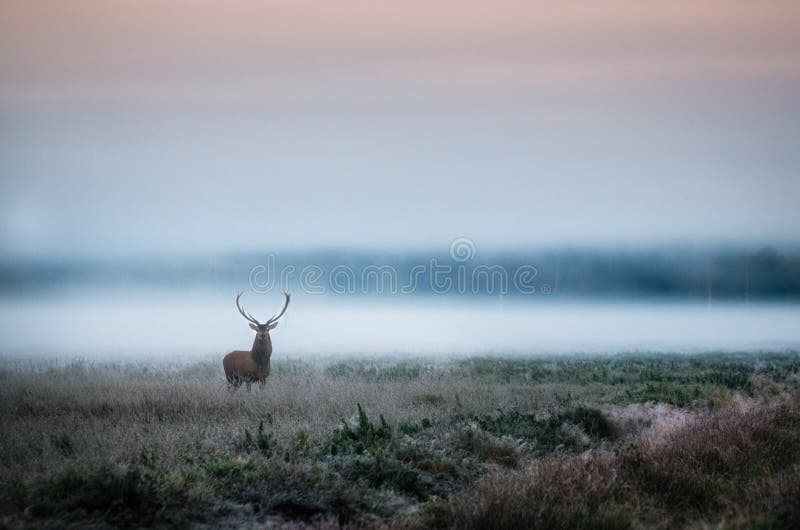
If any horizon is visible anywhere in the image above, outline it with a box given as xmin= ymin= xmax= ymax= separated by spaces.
xmin=3 ymin=238 xmax=800 ymax=261
xmin=3 ymin=4 xmax=800 ymax=527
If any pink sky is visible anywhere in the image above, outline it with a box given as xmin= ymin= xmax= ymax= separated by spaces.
xmin=2 ymin=1 xmax=798 ymax=108
xmin=1 ymin=1 xmax=799 ymax=253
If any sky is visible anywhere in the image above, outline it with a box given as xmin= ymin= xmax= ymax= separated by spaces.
xmin=1 ymin=0 xmax=799 ymax=256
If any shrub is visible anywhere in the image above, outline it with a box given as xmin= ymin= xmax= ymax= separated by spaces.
xmin=619 ymin=396 xmax=800 ymax=511
xmin=17 ymin=463 xmax=179 ymax=526
xmin=238 ymin=420 xmax=276 ymax=457
xmin=345 ymin=454 xmax=429 ymax=497
xmin=447 ymin=455 xmax=631 ymax=530
xmin=454 ymin=428 xmax=518 ymax=467
xmin=470 ymin=407 xmax=617 ymax=452
xmin=564 ymin=407 xmax=618 ymax=440
xmin=327 ymin=404 xmax=392 ymax=455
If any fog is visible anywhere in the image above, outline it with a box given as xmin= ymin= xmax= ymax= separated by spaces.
xmin=1 ymin=289 xmax=798 ymax=360
xmin=1 ymin=1 xmax=799 ymax=359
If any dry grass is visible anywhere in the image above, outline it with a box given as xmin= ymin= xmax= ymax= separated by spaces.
xmin=443 ymin=392 xmax=800 ymax=530
xmin=1 ymin=353 xmax=799 ymax=528
xmin=0 ymin=359 xmax=548 ymax=476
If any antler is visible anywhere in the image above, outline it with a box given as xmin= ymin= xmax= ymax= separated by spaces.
xmin=266 ymin=292 xmax=291 ymax=325
xmin=235 ymin=291 xmax=261 ymax=326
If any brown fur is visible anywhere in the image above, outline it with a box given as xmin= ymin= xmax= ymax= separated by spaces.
xmin=225 ymin=291 xmax=289 ymax=390
xmin=223 ymin=333 xmax=272 ymax=389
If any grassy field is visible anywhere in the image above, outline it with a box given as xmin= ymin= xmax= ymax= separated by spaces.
xmin=1 ymin=352 xmax=800 ymax=528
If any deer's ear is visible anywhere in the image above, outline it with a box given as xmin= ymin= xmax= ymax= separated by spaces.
xmin=268 ymin=322 xmax=279 ymax=331
xmin=249 ymin=323 xmax=259 ymax=331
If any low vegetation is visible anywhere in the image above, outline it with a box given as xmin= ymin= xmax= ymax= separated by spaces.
xmin=1 ymin=352 xmax=799 ymax=528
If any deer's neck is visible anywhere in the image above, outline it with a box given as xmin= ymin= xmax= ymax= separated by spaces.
xmin=251 ymin=335 xmax=272 ymax=366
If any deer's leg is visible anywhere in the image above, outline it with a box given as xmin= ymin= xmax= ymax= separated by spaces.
xmin=226 ymin=374 xmax=241 ymax=391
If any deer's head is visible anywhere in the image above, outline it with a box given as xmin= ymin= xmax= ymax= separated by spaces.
xmin=236 ymin=291 xmax=291 ymax=349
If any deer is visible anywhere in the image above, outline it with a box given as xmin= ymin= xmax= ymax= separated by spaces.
xmin=223 ymin=291 xmax=290 ymax=390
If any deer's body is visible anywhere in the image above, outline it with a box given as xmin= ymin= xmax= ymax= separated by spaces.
xmin=224 ymin=291 xmax=289 ymax=390
xmin=223 ymin=336 xmax=272 ymax=387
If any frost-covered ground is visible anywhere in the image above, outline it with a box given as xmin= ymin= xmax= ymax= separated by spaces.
xmin=1 ymin=352 xmax=799 ymax=528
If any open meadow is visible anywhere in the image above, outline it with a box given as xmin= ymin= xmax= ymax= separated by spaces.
xmin=2 ymin=352 xmax=800 ymax=529
xmin=4 ymin=0 xmax=800 ymax=528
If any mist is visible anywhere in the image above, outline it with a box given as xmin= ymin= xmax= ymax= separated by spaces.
xmin=1 ymin=290 xmax=798 ymax=359
xmin=1 ymin=0 xmax=799 ymax=359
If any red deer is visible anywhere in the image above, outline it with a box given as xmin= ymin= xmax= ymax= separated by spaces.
xmin=223 ymin=291 xmax=290 ymax=389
